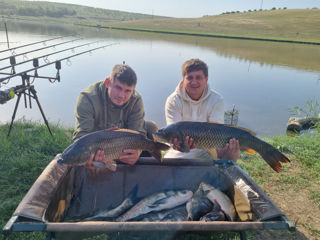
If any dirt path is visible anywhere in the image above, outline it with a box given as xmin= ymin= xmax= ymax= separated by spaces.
xmin=254 ymin=160 xmax=320 ymax=240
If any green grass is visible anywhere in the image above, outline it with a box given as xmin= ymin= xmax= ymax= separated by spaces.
xmin=0 ymin=120 xmax=73 ymax=240
xmin=100 ymin=9 xmax=320 ymax=43
xmin=0 ymin=121 xmax=319 ymax=239
xmin=0 ymin=0 xmax=168 ymax=24
xmin=238 ymin=129 xmax=320 ymax=202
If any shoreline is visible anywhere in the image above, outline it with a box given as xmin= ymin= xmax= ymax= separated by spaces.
xmin=79 ymin=24 xmax=320 ymax=46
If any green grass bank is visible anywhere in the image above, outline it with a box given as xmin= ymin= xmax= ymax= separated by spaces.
xmin=88 ymin=9 xmax=320 ymax=45
xmin=0 ymin=120 xmax=319 ymax=239
xmin=1 ymin=1 xmax=320 ymax=45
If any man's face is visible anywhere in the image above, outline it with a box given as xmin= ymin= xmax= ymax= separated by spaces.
xmin=182 ymin=70 xmax=208 ymax=100
xmin=107 ymin=78 xmax=135 ymax=106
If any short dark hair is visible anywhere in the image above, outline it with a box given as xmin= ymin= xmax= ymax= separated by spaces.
xmin=182 ymin=58 xmax=208 ymax=77
xmin=110 ymin=64 xmax=137 ymax=86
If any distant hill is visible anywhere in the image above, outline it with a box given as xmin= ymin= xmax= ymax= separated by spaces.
xmin=1 ymin=1 xmax=319 ymax=43
xmin=100 ymin=9 xmax=320 ymax=43
xmin=0 ymin=0 xmax=169 ymax=22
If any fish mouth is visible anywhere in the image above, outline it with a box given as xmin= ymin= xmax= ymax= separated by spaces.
xmin=57 ymin=158 xmax=64 ymax=165
xmin=152 ymin=132 xmax=167 ymax=143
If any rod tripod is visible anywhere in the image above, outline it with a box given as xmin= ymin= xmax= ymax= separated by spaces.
xmin=7 ymin=75 xmax=53 ymax=137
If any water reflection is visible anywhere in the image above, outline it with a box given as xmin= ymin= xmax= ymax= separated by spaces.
xmin=0 ymin=20 xmax=319 ymax=136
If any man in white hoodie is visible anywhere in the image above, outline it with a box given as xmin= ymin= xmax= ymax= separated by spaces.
xmin=165 ymin=58 xmax=240 ymax=161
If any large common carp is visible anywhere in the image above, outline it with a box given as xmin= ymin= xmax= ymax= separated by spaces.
xmin=153 ymin=121 xmax=290 ymax=172
xmin=58 ymin=129 xmax=170 ymax=171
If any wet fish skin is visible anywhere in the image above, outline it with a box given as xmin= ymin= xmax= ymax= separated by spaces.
xmin=186 ymin=185 xmax=213 ymax=221
xmin=200 ymin=202 xmax=226 ymax=222
xmin=116 ymin=190 xmax=193 ymax=222
xmin=58 ymin=129 xmax=170 ymax=171
xmin=83 ymin=185 xmax=138 ymax=221
xmin=200 ymin=210 xmax=225 ymax=222
xmin=200 ymin=182 xmax=236 ymax=221
xmin=161 ymin=206 xmax=188 ymax=222
xmin=154 ymin=121 xmax=290 ymax=173
xmin=136 ymin=205 xmax=188 ymax=222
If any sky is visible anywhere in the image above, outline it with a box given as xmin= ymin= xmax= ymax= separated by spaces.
xmin=29 ymin=0 xmax=320 ymax=18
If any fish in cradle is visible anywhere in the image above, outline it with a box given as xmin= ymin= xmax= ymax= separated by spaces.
xmin=186 ymin=185 xmax=213 ymax=221
xmin=57 ymin=129 xmax=170 ymax=171
xmin=200 ymin=203 xmax=226 ymax=222
xmin=135 ymin=206 xmax=188 ymax=222
xmin=83 ymin=185 xmax=139 ymax=221
xmin=161 ymin=206 xmax=188 ymax=222
xmin=200 ymin=182 xmax=236 ymax=221
xmin=116 ymin=190 xmax=193 ymax=222
xmin=153 ymin=121 xmax=290 ymax=173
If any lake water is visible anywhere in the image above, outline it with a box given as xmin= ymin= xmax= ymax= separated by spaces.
xmin=1 ymin=22 xmax=320 ymax=136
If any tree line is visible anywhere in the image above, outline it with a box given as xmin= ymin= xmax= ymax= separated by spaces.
xmin=0 ymin=5 xmax=76 ymax=18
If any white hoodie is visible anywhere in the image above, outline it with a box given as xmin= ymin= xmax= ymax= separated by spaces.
xmin=165 ymin=81 xmax=224 ymax=124
xmin=164 ymin=82 xmax=224 ymax=159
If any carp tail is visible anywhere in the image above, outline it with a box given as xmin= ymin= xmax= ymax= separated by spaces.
xmin=258 ymin=148 xmax=290 ymax=173
xmin=149 ymin=142 xmax=170 ymax=162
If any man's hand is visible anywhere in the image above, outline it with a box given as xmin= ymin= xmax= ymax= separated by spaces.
xmin=216 ymin=138 xmax=240 ymax=162
xmin=172 ymin=136 xmax=196 ymax=152
xmin=119 ymin=149 xmax=141 ymax=165
xmin=85 ymin=148 xmax=141 ymax=170
xmin=85 ymin=150 xmax=106 ymax=170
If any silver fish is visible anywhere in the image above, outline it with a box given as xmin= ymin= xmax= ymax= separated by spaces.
xmin=137 ymin=205 xmax=188 ymax=222
xmin=160 ymin=206 xmax=188 ymax=222
xmin=116 ymin=190 xmax=193 ymax=222
xmin=200 ymin=182 xmax=236 ymax=221
xmin=83 ymin=185 xmax=138 ymax=221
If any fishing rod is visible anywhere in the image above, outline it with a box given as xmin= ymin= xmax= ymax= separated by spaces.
xmin=0 ymin=37 xmax=83 ymax=62
xmin=0 ymin=40 xmax=101 ymax=73
xmin=0 ymin=35 xmax=74 ymax=54
xmin=0 ymin=42 xmax=118 ymax=83
xmin=4 ymin=22 xmax=10 ymax=49
xmin=1 ymin=41 xmax=118 ymax=137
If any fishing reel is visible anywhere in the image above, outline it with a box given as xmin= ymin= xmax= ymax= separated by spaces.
xmin=0 ymin=85 xmax=26 ymax=104
xmin=0 ymin=87 xmax=15 ymax=104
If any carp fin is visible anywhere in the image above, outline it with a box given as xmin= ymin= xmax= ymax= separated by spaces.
xmin=240 ymin=146 xmax=256 ymax=155
xmin=104 ymin=159 xmax=117 ymax=172
xmin=226 ymin=125 xmax=257 ymax=136
xmin=151 ymin=197 xmax=169 ymax=207
xmin=259 ymin=148 xmax=290 ymax=173
xmin=208 ymin=122 xmax=257 ymax=136
xmin=205 ymin=148 xmax=218 ymax=160
xmin=114 ymin=128 xmax=144 ymax=135
xmin=92 ymin=161 xmax=106 ymax=168
xmin=149 ymin=149 xmax=162 ymax=162
xmin=149 ymin=142 xmax=170 ymax=162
